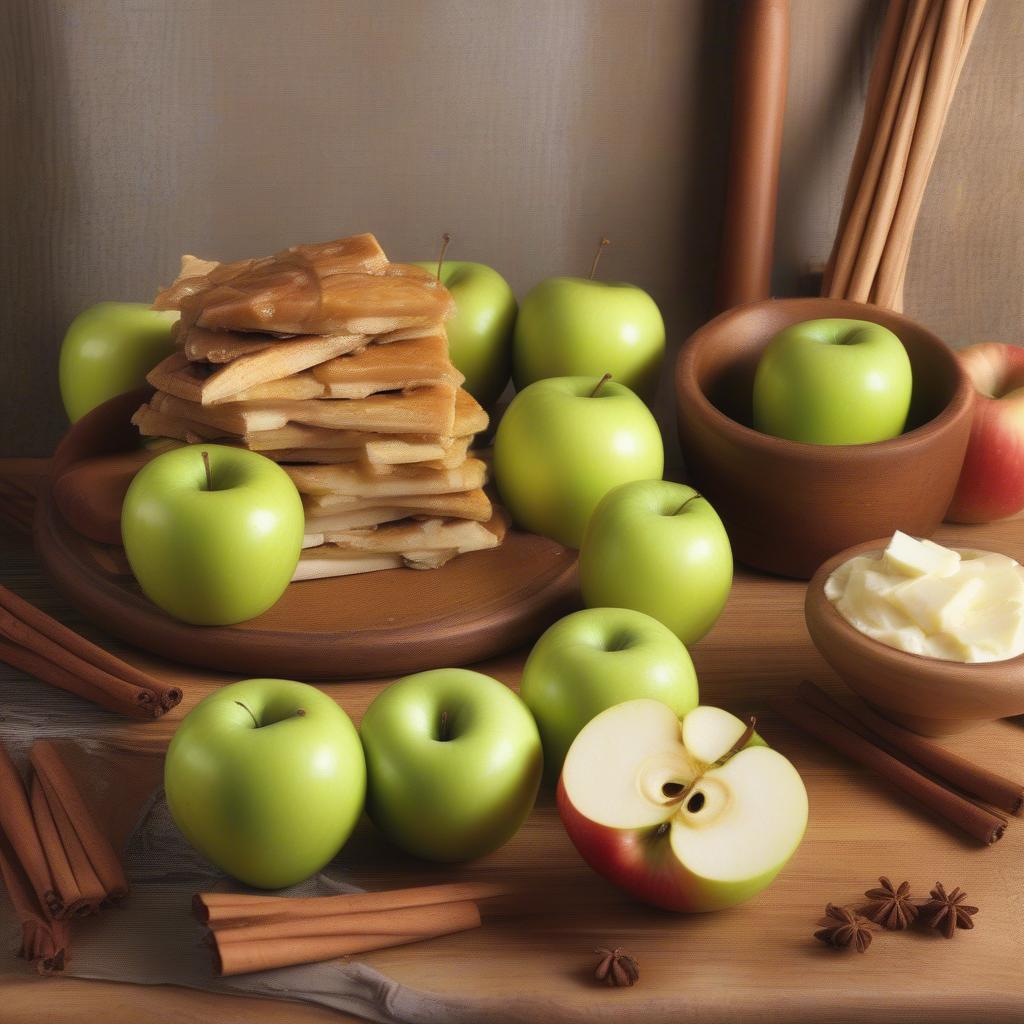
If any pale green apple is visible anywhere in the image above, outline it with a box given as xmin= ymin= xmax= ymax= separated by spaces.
xmin=121 ymin=444 xmax=304 ymax=625
xmin=164 ymin=677 xmax=366 ymax=889
xmin=413 ymin=260 xmax=516 ymax=407
xmin=360 ymin=669 xmax=542 ymax=862
xmin=558 ymin=699 xmax=807 ymax=912
xmin=521 ymin=607 xmax=699 ymax=782
xmin=752 ymin=318 xmax=913 ymax=445
xmin=59 ymin=302 xmax=179 ymax=422
xmin=493 ymin=375 xmax=664 ymax=548
xmin=580 ymin=480 xmax=733 ymax=645
xmin=513 ymin=277 xmax=665 ymax=401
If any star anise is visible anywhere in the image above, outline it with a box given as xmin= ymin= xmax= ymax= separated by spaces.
xmin=862 ymin=877 xmax=919 ymax=930
xmin=594 ymin=947 xmax=639 ymax=987
xmin=814 ymin=903 xmax=874 ymax=952
xmin=920 ymin=882 xmax=978 ymax=938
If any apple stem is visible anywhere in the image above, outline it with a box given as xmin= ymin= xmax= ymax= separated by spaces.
xmin=438 ymin=710 xmax=450 ymax=742
xmin=588 ymin=237 xmax=610 ymax=280
xmin=677 ymin=715 xmax=757 ymax=809
xmin=435 ymin=232 xmax=451 ymax=281
xmin=714 ymin=715 xmax=757 ymax=767
xmin=201 ymin=450 xmax=214 ymax=492
xmin=674 ymin=493 xmax=702 ymax=516
xmin=235 ymin=700 xmax=259 ymax=728
xmin=589 ymin=372 xmax=613 ymax=398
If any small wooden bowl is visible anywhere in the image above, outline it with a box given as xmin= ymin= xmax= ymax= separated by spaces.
xmin=805 ymin=539 xmax=1024 ymax=736
xmin=675 ymin=298 xmax=974 ymax=578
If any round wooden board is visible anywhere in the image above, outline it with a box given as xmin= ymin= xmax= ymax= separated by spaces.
xmin=35 ymin=392 xmax=579 ymax=680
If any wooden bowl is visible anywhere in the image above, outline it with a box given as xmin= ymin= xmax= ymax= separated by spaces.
xmin=805 ymin=539 xmax=1024 ymax=736
xmin=675 ymin=298 xmax=974 ymax=578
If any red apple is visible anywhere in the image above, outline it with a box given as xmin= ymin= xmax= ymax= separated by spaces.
xmin=556 ymin=700 xmax=807 ymax=913
xmin=947 ymin=343 xmax=1024 ymax=524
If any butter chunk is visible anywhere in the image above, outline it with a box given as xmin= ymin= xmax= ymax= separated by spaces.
xmin=883 ymin=531 xmax=960 ymax=578
xmin=867 ymin=625 xmax=928 ymax=656
xmin=888 ymin=574 xmax=985 ymax=634
xmin=956 ymin=605 xmax=1024 ymax=662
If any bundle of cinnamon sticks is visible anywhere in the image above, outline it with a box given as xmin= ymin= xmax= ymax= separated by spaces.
xmin=822 ymin=0 xmax=986 ymax=310
xmin=0 ymin=583 xmax=181 ymax=719
xmin=772 ymin=681 xmax=1022 ymax=845
xmin=0 ymin=739 xmax=129 ymax=973
xmin=194 ymin=881 xmax=508 ymax=977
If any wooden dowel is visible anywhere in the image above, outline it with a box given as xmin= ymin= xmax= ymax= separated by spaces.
xmin=716 ymin=0 xmax=790 ymax=310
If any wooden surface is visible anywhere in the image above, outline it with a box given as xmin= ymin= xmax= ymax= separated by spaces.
xmin=4 ymin=1 xmax=1024 ymax=459
xmin=2 ymin=463 xmax=1023 ymax=1021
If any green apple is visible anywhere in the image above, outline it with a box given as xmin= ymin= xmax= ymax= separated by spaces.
xmin=59 ymin=302 xmax=179 ymax=422
xmin=512 ymin=277 xmax=665 ymax=401
xmin=413 ymin=260 xmax=516 ymax=407
xmin=493 ymin=375 xmax=664 ymax=548
xmin=520 ymin=607 xmax=698 ymax=782
xmin=558 ymin=699 xmax=807 ymax=912
xmin=580 ymin=480 xmax=733 ymax=645
xmin=165 ymin=678 xmax=365 ymax=889
xmin=121 ymin=444 xmax=304 ymax=625
xmin=360 ymin=669 xmax=542 ymax=862
xmin=752 ymin=318 xmax=913 ymax=445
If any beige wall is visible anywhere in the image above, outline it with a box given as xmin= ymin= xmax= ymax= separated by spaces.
xmin=2 ymin=0 xmax=1022 ymax=455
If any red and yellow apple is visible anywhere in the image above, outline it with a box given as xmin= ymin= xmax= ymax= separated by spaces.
xmin=557 ymin=699 xmax=807 ymax=913
xmin=946 ymin=342 xmax=1024 ymax=524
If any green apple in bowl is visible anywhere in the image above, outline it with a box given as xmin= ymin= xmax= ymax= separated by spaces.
xmin=360 ymin=669 xmax=542 ymax=862
xmin=580 ymin=481 xmax=733 ymax=645
xmin=512 ymin=264 xmax=665 ymax=401
xmin=494 ymin=375 xmax=664 ymax=548
xmin=59 ymin=302 xmax=179 ymax=422
xmin=121 ymin=444 xmax=304 ymax=625
xmin=521 ymin=607 xmax=699 ymax=783
xmin=413 ymin=259 xmax=516 ymax=408
xmin=164 ymin=678 xmax=366 ymax=889
xmin=752 ymin=318 xmax=913 ymax=445
xmin=557 ymin=699 xmax=808 ymax=912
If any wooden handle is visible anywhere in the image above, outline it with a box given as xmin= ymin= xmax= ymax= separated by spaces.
xmin=716 ymin=0 xmax=790 ymax=311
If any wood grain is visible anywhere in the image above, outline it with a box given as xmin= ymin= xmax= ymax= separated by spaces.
xmin=2 ymin=509 xmax=1024 ymax=1021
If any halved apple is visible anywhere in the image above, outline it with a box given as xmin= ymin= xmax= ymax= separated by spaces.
xmin=557 ymin=700 xmax=808 ymax=913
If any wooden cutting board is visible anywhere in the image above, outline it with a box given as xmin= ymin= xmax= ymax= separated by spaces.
xmin=34 ymin=392 xmax=578 ymax=679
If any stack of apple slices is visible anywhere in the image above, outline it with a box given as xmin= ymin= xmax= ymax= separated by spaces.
xmin=133 ymin=234 xmax=504 ymax=578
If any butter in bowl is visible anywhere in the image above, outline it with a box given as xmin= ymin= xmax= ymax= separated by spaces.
xmin=805 ymin=533 xmax=1024 ymax=735
xmin=825 ymin=531 xmax=1024 ymax=664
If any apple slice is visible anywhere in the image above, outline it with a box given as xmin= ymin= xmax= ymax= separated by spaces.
xmin=557 ymin=699 xmax=808 ymax=913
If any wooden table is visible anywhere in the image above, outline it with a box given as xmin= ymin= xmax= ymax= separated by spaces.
xmin=2 ymin=462 xmax=1022 ymax=1022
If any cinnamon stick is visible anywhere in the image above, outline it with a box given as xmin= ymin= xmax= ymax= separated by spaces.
xmin=872 ymin=0 xmax=986 ymax=308
xmin=194 ymin=880 xmax=509 ymax=927
xmin=0 ymin=833 xmax=69 ymax=974
xmin=208 ymin=900 xmax=482 ymax=977
xmin=798 ymin=681 xmax=1023 ymax=815
xmin=28 ymin=777 xmax=98 ymax=918
xmin=769 ymin=697 xmax=1006 ymax=845
xmin=30 ymin=740 xmax=129 ymax=903
xmin=0 ymin=583 xmax=182 ymax=719
xmin=826 ymin=0 xmax=931 ymax=300
xmin=821 ymin=0 xmax=908 ymax=294
xmin=0 ymin=742 xmax=61 ymax=918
